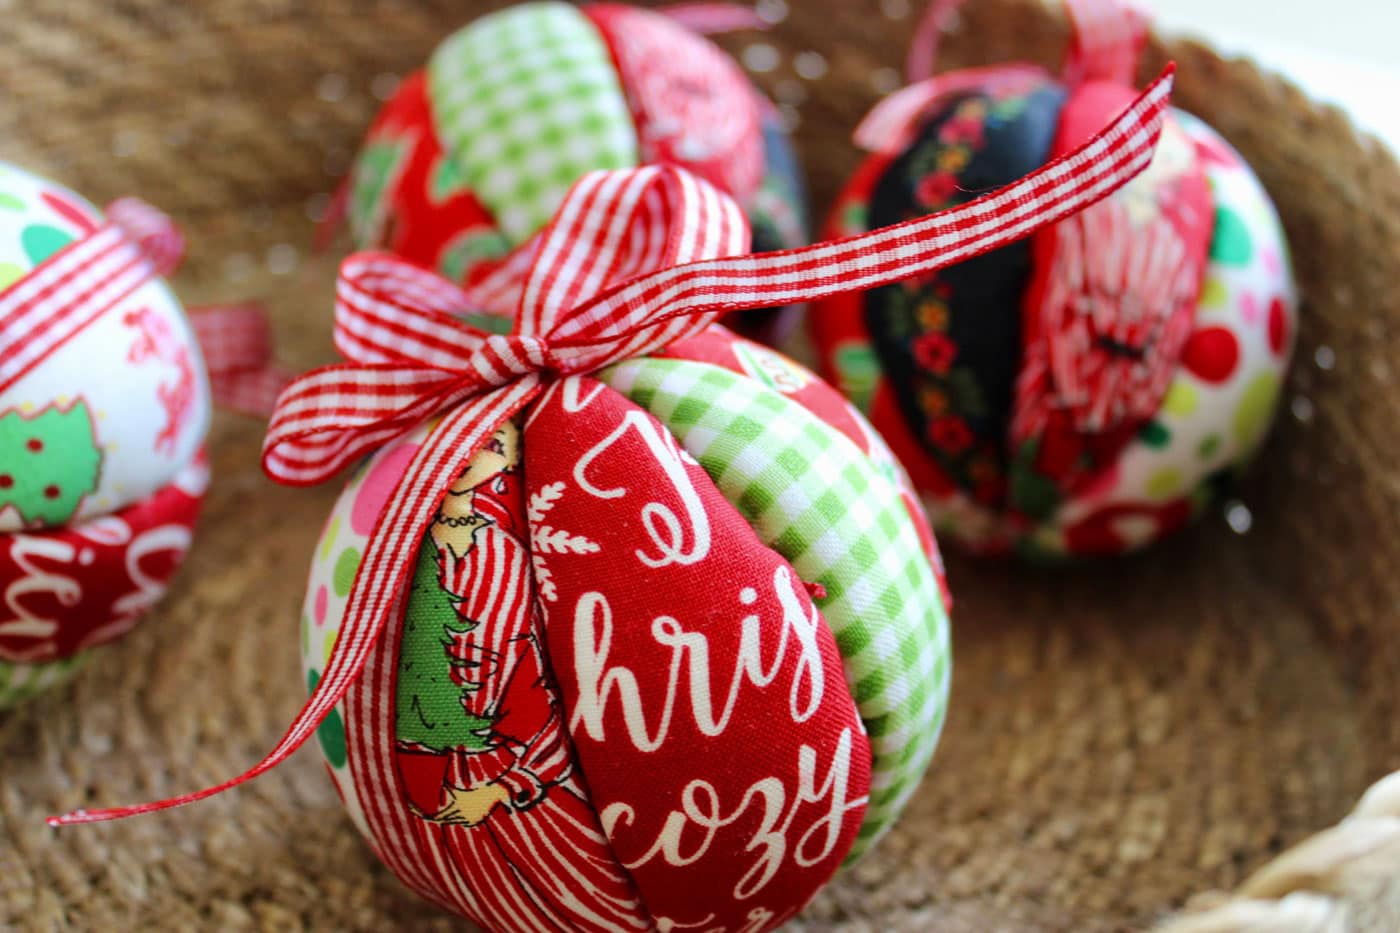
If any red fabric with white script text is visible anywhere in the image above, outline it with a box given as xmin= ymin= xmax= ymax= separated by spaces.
xmin=0 ymin=455 xmax=204 ymax=663
xmin=525 ymin=376 xmax=871 ymax=931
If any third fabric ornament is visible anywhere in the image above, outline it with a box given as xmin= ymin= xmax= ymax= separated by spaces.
xmin=807 ymin=0 xmax=1297 ymax=558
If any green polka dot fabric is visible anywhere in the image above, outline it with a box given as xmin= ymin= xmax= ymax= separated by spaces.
xmin=298 ymin=443 xmax=405 ymax=842
xmin=426 ymin=2 xmax=639 ymax=242
xmin=598 ymin=356 xmax=951 ymax=860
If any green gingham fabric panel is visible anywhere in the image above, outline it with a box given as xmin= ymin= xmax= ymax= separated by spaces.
xmin=427 ymin=2 xmax=639 ymax=243
xmin=599 ymin=356 xmax=952 ymax=861
xmin=0 ymin=654 xmax=89 ymax=708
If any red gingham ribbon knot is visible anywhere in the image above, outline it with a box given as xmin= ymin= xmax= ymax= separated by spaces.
xmin=51 ymin=67 xmax=1175 ymax=826
xmin=267 ymin=164 xmax=751 ymax=487
xmin=473 ymin=333 xmax=552 ymax=386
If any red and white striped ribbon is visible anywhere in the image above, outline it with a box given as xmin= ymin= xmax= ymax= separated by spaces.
xmin=49 ymin=66 xmax=1173 ymax=827
xmin=0 ymin=217 xmax=161 ymax=396
xmin=0 ymin=197 xmax=285 ymax=417
xmin=897 ymin=0 xmax=1151 ymax=141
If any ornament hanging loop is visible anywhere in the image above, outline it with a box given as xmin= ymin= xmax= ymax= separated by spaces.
xmin=1063 ymin=0 xmax=1150 ymax=86
xmin=906 ymin=0 xmax=1150 ymax=87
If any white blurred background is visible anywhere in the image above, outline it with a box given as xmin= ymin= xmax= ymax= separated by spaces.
xmin=1147 ymin=0 xmax=1400 ymax=152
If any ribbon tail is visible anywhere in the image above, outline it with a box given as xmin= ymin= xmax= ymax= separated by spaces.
xmin=190 ymin=303 xmax=292 ymax=418
xmin=48 ymin=374 xmax=545 ymax=827
xmin=556 ymin=65 xmax=1175 ymax=344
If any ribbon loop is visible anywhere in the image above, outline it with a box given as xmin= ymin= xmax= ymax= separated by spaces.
xmin=657 ymin=2 xmax=772 ymax=34
xmin=905 ymin=0 xmax=964 ymax=84
xmin=335 ymin=253 xmax=485 ymax=368
xmin=262 ymin=362 xmax=484 ymax=486
xmin=106 ymin=197 xmax=185 ymax=278
xmin=905 ymin=0 xmax=1150 ymax=87
xmin=1064 ymin=0 xmax=1149 ymax=86
xmin=519 ymin=165 xmax=750 ymax=339
xmin=188 ymin=303 xmax=292 ymax=417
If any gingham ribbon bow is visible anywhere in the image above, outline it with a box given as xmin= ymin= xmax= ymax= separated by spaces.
xmin=52 ymin=66 xmax=1173 ymax=825
xmin=0 ymin=196 xmax=285 ymax=415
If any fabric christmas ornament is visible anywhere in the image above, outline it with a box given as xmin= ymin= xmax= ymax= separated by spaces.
xmin=52 ymin=74 xmax=1175 ymax=933
xmin=338 ymin=0 xmax=809 ymax=341
xmin=808 ymin=0 xmax=1298 ymax=559
xmin=0 ymin=161 xmax=284 ymax=707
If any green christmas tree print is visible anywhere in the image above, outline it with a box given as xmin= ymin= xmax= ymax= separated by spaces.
xmin=396 ymin=538 xmax=492 ymax=753
xmin=0 ymin=401 xmax=102 ymax=527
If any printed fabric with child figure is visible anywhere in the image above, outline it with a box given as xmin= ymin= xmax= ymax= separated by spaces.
xmin=393 ymin=417 xmax=648 ymax=932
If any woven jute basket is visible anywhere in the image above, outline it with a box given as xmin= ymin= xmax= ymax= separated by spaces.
xmin=2 ymin=1 xmax=1398 ymax=930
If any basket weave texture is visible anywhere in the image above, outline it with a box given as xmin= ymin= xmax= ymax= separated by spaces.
xmin=1 ymin=1 xmax=1398 ymax=930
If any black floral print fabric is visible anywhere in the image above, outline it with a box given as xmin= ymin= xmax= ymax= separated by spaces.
xmin=862 ymin=80 xmax=1066 ymax=505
